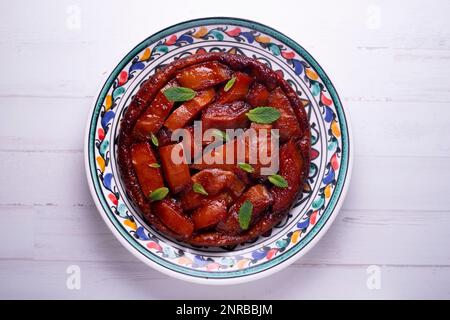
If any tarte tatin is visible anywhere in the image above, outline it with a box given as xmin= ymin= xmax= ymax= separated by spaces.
xmin=117 ymin=52 xmax=311 ymax=246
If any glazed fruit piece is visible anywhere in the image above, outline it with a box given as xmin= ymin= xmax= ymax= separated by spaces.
xmin=152 ymin=199 xmax=194 ymax=238
xmin=246 ymin=82 xmax=270 ymax=107
xmin=217 ymin=184 xmax=273 ymax=235
xmin=179 ymin=169 xmax=245 ymax=210
xmin=181 ymin=192 xmax=233 ymax=212
xmin=190 ymin=138 xmax=239 ymax=172
xmin=176 ymin=61 xmax=232 ymax=90
xmin=155 ymin=126 xmax=173 ymax=148
xmin=133 ymin=81 xmax=178 ymax=140
xmin=217 ymin=72 xmax=253 ymax=104
xmin=192 ymin=200 xmax=228 ymax=231
xmin=202 ymin=101 xmax=251 ymax=131
xmin=164 ymin=88 xmax=215 ymax=131
xmin=268 ymin=87 xmax=302 ymax=141
xmin=245 ymin=123 xmax=276 ymax=176
xmin=130 ymin=142 xmax=164 ymax=197
xmin=192 ymin=168 xmax=246 ymax=198
xmin=159 ymin=143 xmax=191 ymax=194
xmin=193 ymin=123 xmax=275 ymax=174
xmin=271 ymin=139 xmax=305 ymax=213
xmin=117 ymin=52 xmax=311 ymax=246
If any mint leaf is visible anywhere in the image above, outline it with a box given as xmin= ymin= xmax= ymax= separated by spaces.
xmin=149 ymin=187 xmax=169 ymax=201
xmin=238 ymin=162 xmax=254 ymax=173
xmin=163 ymin=87 xmax=196 ymax=102
xmin=148 ymin=163 xmax=160 ymax=168
xmin=192 ymin=182 xmax=208 ymax=196
xmin=268 ymin=174 xmax=288 ymax=188
xmin=224 ymin=76 xmax=236 ymax=92
xmin=238 ymin=200 xmax=253 ymax=230
xmin=246 ymin=107 xmax=281 ymax=124
xmin=150 ymin=133 xmax=159 ymax=147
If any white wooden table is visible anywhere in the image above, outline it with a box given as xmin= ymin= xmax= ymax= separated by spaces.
xmin=1 ymin=0 xmax=449 ymax=299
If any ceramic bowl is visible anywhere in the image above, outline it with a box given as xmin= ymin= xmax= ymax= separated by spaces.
xmin=84 ymin=17 xmax=352 ymax=284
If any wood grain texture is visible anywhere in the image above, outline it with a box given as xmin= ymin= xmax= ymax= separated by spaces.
xmin=0 ymin=260 xmax=449 ymax=299
xmin=23 ymin=205 xmax=450 ymax=266
xmin=0 ymin=0 xmax=449 ymax=299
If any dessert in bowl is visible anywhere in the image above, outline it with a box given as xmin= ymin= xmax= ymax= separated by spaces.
xmin=85 ymin=18 xmax=351 ymax=283
xmin=118 ymin=52 xmax=311 ymax=246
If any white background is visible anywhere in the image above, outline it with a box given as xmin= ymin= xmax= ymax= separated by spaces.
xmin=1 ymin=0 xmax=449 ymax=299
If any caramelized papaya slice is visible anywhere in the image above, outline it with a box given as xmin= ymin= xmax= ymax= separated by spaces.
xmin=163 ymin=88 xmax=215 ymax=131
xmin=179 ymin=168 xmax=246 ymax=210
xmin=191 ymin=124 xmax=276 ymax=173
xmin=156 ymin=126 xmax=173 ymax=148
xmin=202 ymin=101 xmax=251 ymax=131
xmin=193 ymin=168 xmax=246 ymax=198
xmin=133 ymin=81 xmax=177 ymax=139
xmin=245 ymin=123 xmax=277 ymax=177
xmin=153 ymin=199 xmax=194 ymax=238
xmin=190 ymin=138 xmax=239 ymax=172
xmin=268 ymin=87 xmax=302 ymax=141
xmin=176 ymin=61 xmax=232 ymax=90
xmin=192 ymin=200 xmax=228 ymax=230
xmin=181 ymin=192 xmax=233 ymax=212
xmin=159 ymin=143 xmax=191 ymax=194
xmin=156 ymin=126 xmax=203 ymax=162
xmin=217 ymin=184 xmax=273 ymax=234
xmin=217 ymin=72 xmax=253 ymax=104
xmin=271 ymin=139 xmax=304 ymax=213
xmin=130 ymin=142 xmax=164 ymax=197
xmin=246 ymin=82 xmax=270 ymax=107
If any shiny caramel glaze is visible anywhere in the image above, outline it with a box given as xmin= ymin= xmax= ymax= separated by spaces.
xmin=117 ymin=53 xmax=311 ymax=246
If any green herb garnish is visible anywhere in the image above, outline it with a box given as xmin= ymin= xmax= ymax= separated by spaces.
xmin=268 ymin=174 xmax=288 ymax=188
xmin=238 ymin=162 xmax=254 ymax=173
xmin=149 ymin=187 xmax=169 ymax=201
xmin=192 ymin=182 xmax=208 ymax=196
xmin=163 ymin=87 xmax=196 ymax=102
xmin=238 ymin=200 xmax=253 ymax=230
xmin=224 ymin=77 xmax=236 ymax=92
xmin=150 ymin=133 xmax=159 ymax=147
xmin=246 ymin=107 xmax=281 ymax=124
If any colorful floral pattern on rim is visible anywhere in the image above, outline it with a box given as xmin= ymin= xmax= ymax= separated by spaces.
xmin=86 ymin=18 xmax=350 ymax=281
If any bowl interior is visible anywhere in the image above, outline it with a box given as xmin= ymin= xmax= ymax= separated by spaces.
xmin=86 ymin=18 xmax=350 ymax=282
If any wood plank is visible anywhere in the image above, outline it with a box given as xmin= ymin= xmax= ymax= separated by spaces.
xmin=0 ymin=97 xmax=91 ymax=152
xmin=323 ymin=48 xmax=450 ymax=103
xmin=0 ymin=0 xmax=450 ymax=102
xmin=2 ymin=0 xmax=449 ymax=51
xmin=0 ymin=205 xmax=33 ymax=259
xmin=0 ymin=42 xmax=110 ymax=98
xmin=343 ymin=155 xmax=450 ymax=211
xmin=0 ymin=152 xmax=92 ymax=206
xmin=346 ymin=102 xmax=450 ymax=158
xmin=0 ymin=259 xmax=448 ymax=299
xmin=1 ymin=44 xmax=449 ymax=102
xmin=308 ymin=209 xmax=450 ymax=266
xmin=19 ymin=205 xmax=449 ymax=266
